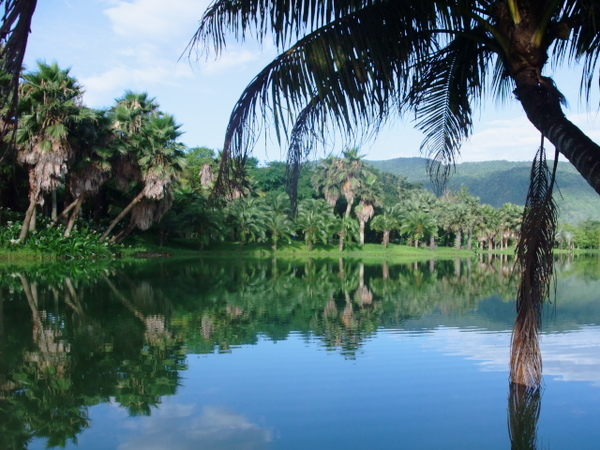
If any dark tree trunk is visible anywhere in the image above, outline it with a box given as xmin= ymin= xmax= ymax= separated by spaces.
xmin=65 ymin=195 xmax=85 ymax=237
xmin=101 ymin=190 xmax=145 ymax=240
xmin=514 ymin=72 xmax=600 ymax=195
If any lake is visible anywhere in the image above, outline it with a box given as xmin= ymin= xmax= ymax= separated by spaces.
xmin=1 ymin=255 xmax=600 ymax=449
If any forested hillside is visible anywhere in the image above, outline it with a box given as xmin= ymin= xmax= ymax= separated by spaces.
xmin=367 ymin=158 xmax=600 ymax=224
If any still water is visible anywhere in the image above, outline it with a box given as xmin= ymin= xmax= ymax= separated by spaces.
xmin=1 ymin=255 xmax=600 ymax=449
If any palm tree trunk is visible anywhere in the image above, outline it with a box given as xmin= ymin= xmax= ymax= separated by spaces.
xmin=344 ymin=202 xmax=352 ymax=218
xmin=359 ymin=220 xmax=365 ymax=245
xmin=454 ymin=230 xmax=462 ymax=249
xmin=101 ymin=190 xmax=145 ymax=240
xmin=51 ymin=189 xmax=58 ymax=221
xmin=19 ymin=197 xmax=36 ymax=241
xmin=55 ymin=197 xmax=79 ymax=224
xmin=383 ymin=230 xmax=390 ymax=248
xmin=515 ymin=74 xmax=600 ymax=195
xmin=65 ymin=195 xmax=85 ymax=237
xmin=339 ymin=234 xmax=345 ymax=251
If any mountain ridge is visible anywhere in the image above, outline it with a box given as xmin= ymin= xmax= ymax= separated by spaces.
xmin=366 ymin=157 xmax=600 ymax=224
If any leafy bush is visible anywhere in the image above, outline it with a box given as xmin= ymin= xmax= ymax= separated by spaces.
xmin=0 ymin=213 xmax=118 ymax=259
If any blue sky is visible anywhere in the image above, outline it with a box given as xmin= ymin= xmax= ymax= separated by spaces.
xmin=23 ymin=0 xmax=600 ymax=165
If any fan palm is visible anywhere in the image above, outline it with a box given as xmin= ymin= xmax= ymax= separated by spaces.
xmin=59 ymin=108 xmax=114 ymax=236
xmin=16 ymin=61 xmax=84 ymax=240
xmin=101 ymin=109 xmax=186 ymax=242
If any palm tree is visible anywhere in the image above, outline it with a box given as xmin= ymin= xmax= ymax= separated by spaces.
xmin=354 ymin=172 xmax=382 ymax=245
xmin=311 ymin=155 xmax=342 ymax=207
xmin=264 ymin=208 xmax=295 ymax=251
xmin=371 ymin=206 xmax=401 ymax=248
xmin=400 ymin=209 xmax=437 ymax=248
xmin=0 ymin=0 xmax=38 ymax=142
xmin=336 ymin=215 xmax=359 ymax=251
xmin=101 ymin=111 xmax=186 ymax=242
xmin=16 ymin=61 xmax=84 ymax=240
xmin=499 ymin=203 xmax=524 ymax=249
xmin=58 ymin=108 xmax=114 ymax=237
xmin=477 ymin=204 xmax=502 ymax=250
xmin=226 ymin=197 xmax=267 ymax=246
xmin=192 ymin=0 xmax=600 ymax=387
xmin=296 ymin=198 xmax=334 ymax=251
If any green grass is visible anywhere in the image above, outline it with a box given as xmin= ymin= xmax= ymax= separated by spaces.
xmin=137 ymin=239 xmax=477 ymax=262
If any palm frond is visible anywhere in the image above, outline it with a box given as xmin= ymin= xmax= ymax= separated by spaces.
xmin=189 ymin=0 xmax=400 ymax=57
xmin=210 ymin=0 xmax=438 ymax=199
xmin=510 ymin=144 xmax=558 ymax=387
xmin=410 ymin=31 xmax=494 ymax=192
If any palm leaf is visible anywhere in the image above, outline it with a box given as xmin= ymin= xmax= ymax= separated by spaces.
xmin=410 ymin=31 xmax=495 ymax=192
xmin=510 ymin=144 xmax=558 ymax=387
xmin=210 ymin=0 xmax=439 ymax=198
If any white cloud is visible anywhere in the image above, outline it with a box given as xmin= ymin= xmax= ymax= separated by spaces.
xmin=200 ymin=48 xmax=265 ymax=75
xmin=104 ymin=0 xmax=207 ymax=44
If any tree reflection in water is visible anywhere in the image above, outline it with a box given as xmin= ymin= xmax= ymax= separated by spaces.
xmin=508 ymin=383 xmax=541 ymax=450
xmin=0 ymin=255 xmax=583 ymax=448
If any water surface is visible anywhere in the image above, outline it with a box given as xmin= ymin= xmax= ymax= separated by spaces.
xmin=1 ymin=255 xmax=599 ymax=449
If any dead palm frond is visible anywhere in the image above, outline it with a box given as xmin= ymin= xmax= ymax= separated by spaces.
xmin=510 ymin=144 xmax=558 ymax=387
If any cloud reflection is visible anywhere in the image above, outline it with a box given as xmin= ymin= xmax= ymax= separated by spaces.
xmin=404 ymin=325 xmax=600 ymax=385
xmin=118 ymin=403 xmax=273 ymax=450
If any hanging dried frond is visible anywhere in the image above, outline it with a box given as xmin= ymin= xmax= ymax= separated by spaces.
xmin=510 ymin=144 xmax=558 ymax=387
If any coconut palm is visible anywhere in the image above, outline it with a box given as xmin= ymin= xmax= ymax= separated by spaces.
xmin=16 ymin=61 xmax=84 ymax=240
xmin=192 ymin=0 xmax=600 ymax=386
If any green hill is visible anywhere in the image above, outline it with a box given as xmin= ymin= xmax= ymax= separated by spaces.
xmin=366 ymin=157 xmax=600 ymax=224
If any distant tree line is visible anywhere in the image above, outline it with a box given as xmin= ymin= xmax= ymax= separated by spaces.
xmin=1 ymin=61 xmax=597 ymax=255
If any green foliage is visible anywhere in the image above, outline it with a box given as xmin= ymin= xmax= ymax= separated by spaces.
xmin=0 ymin=214 xmax=116 ymax=259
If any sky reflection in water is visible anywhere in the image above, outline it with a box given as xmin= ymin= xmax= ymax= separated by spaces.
xmin=9 ymin=256 xmax=600 ymax=449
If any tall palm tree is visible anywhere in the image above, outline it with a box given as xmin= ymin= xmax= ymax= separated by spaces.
xmin=311 ymin=155 xmax=342 ymax=208
xmin=59 ymin=108 xmax=114 ymax=236
xmin=354 ymin=172 xmax=382 ymax=245
xmin=16 ymin=61 xmax=83 ymax=240
xmin=193 ymin=0 xmax=600 ymax=387
xmin=101 ymin=111 xmax=186 ymax=242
